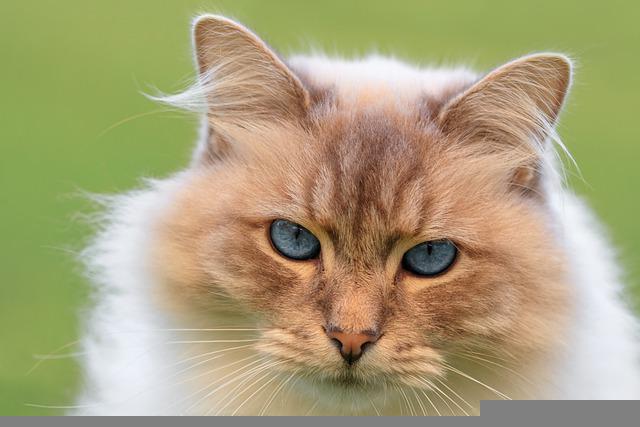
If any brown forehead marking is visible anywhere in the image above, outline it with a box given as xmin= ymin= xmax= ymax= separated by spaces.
xmin=298 ymin=108 xmax=438 ymax=264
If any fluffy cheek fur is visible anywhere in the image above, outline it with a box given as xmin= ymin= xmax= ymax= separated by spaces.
xmin=150 ymin=122 xmax=571 ymax=392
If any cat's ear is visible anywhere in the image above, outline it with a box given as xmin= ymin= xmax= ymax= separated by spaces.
xmin=437 ymin=54 xmax=572 ymax=191
xmin=192 ymin=15 xmax=310 ymax=134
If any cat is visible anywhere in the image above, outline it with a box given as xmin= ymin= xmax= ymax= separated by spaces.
xmin=74 ymin=15 xmax=640 ymax=415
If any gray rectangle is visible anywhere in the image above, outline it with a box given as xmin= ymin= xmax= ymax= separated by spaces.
xmin=1 ymin=401 xmax=640 ymax=427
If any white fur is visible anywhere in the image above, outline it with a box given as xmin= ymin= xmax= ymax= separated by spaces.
xmin=289 ymin=54 xmax=478 ymax=103
xmin=74 ymin=55 xmax=640 ymax=415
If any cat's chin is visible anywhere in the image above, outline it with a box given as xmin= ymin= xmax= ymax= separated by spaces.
xmin=294 ymin=365 xmax=417 ymax=396
xmin=283 ymin=368 xmax=434 ymax=414
xmin=319 ymin=372 xmax=375 ymax=390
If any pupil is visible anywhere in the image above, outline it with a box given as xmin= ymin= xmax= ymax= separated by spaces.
xmin=426 ymin=243 xmax=433 ymax=255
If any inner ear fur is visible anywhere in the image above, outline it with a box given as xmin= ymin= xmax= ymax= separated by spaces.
xmin=437 ymin=54 xmax=572 ymax=193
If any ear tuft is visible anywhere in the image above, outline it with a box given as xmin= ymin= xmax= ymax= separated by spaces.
xmin=192 ymin=15 xmax=309 ymax=133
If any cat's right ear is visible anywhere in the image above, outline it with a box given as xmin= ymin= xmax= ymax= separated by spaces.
xmin=192 ymin=15 xmax=310 ymax=137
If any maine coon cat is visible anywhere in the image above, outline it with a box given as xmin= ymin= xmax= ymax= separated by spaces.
xmin=75 ymin=15 xmax=640 ymax=415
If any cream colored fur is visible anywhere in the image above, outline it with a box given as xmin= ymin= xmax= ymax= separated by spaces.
xmin=73 ymin=17 xmax=640 ymax=416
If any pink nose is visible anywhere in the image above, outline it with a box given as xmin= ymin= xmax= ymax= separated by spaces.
xmin=326 ymin=328 xmax=379 ymax=364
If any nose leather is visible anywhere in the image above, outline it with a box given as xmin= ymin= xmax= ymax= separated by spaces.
xmin=326 ymin=329 xmax=379 ymax=364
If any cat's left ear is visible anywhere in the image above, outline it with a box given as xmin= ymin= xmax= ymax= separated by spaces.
xmin=437 ymin=54 xmax=572 ymax=190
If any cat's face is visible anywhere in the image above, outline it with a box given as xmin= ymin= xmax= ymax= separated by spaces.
xmin=154 ymin=113 xmax=571 ymax=395
xmin=151 ymin=15 xmax=572 ymax=400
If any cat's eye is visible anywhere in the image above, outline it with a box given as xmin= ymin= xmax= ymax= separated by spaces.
xmin=269 ymin=219 xmax=321 ymax=260
xmin=402 ymin=240 xmax=457 ymax=276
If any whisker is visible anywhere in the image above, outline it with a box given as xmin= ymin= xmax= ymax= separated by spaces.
xmin=442 ymin=363 xmax=511 ymax=400
xmin=173 ymin=353 xmax=229 ymax=378
xmin=177 ymin=355 xmax=266 ymax=413
xmin=423 ymin=380 xmax=459 ymax=416
xmin=395 ymin=383 xmax=414 ymax=416
xmin=78 ymin=327 xmax=262 ymax=336
xmin=258 ymin=369 xmax=298 ymax=415
xmin=212 ymin=360 xmax=283 ymax=415
xmin=24 ymin=403 xmax=95 ymax=410
xmin=275 ymin=370 xmax=300 ymax=414
xmin=230 ymin=369 xmax=283 ymax=415
xmin=177 ymin=354 xmax=261 ymax=387
xmin=184 ymin=357 xmax=280 ymax=414
xmin=27 ymin=339 xmax=80 ymax=375
xmin=171 ymin=344 xmax=255 ymax=378
xmin=400 ymin=386 xmax=418 ymax=416
xmin=304 ymin=399 xmax=320 ymax=416
xmin=419 ymin=387 xmax=441 ymax=416
xmin=409 ymin=387 xmax=428 ymax=416
xmin=172 ymin=344 xmax=254 ymax=368
xmin=456 ymin=351 xmax=533 ymax=387
xmin=163 ymin=328 xmax=266 ymax=332
xmin=391 ymin=384 xmax=402 ymax=415
xmin=410 ymin=376 xmax=453 ymax=416
xmin=258 ymin=372 xmax=288 ymax=416
xmin=168 ymin=339 xmax=260 ymax=344
xmin=366 ymin=395 xmax=381 ymax=416
xmin=459 ymin=344 xmax=517 ymax=363
xmin=32 ymin=351 xmax=86 ymax=360
xmin=222 ymin=369 xmax=276 ymax=415
xmin=435 ymin=378 xmax=473 ymax=413
xmin=456 ymin=347 xmax=514 ymax=363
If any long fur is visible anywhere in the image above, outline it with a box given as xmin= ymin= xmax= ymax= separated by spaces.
xmin=73 ymin=17 xmax=640 ymax=415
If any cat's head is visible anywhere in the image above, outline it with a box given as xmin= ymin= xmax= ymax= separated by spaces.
xmin=152 ymin=15 xmax=572 ymax=397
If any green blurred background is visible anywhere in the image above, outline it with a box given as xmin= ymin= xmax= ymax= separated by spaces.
xmin=1 ymin=0 xmax=638 ymax=415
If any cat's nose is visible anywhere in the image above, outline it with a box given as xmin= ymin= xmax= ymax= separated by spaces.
xmin=325 ymin=328 xmax=379 ymax=364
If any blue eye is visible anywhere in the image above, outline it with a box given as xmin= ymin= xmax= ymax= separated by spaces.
xmin=402 ymin=240 xmax=457 ymax=276
xmin=270 ymin=219 xmax=321 ymax=260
